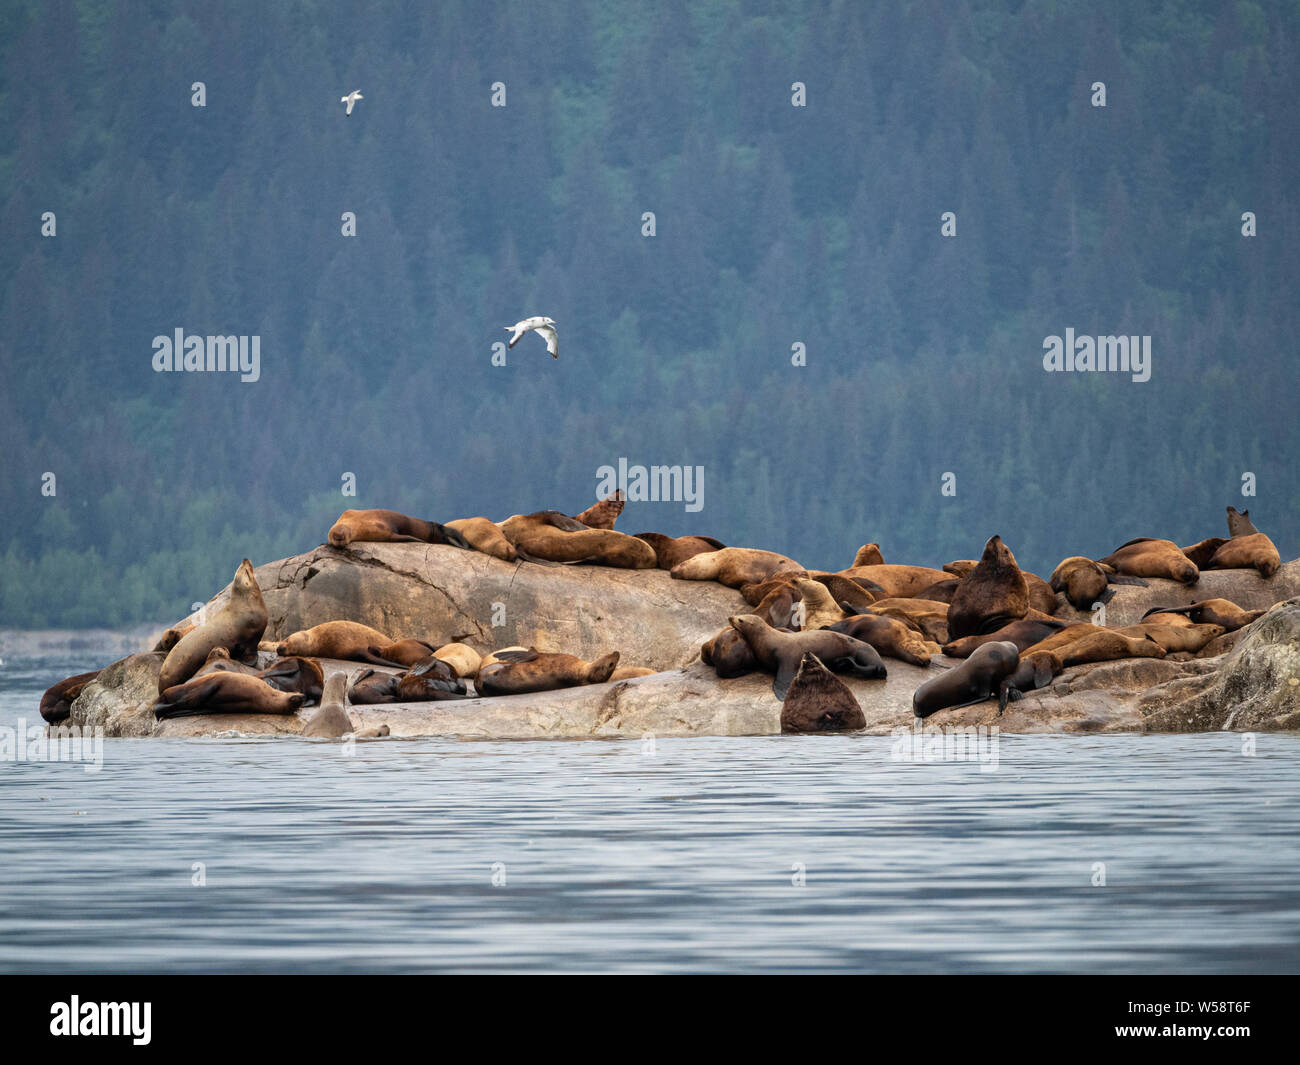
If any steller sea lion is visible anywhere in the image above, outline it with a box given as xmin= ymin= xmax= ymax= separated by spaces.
xmin=634 ymin=532 xmax=727 ymax=570
xmin=865 ymin=599 xmax=950 ymax=645
xmin=432 ymin=642 xmax=482 ymax=679
xmin=1051 ymin=557 xmax=1114 ymax=610
xmin=1004 ymin=650 xmax=1064 ymax=697
xmin=740 ymin=570 xmax=811 ymax=606
xmin=941 ymin=617 xmax=1070 ymax=658
xmin=701 ymin=627 xmax=760 ymax=678
xmin=447 ymin=517 xmax=517 ymax=562
xmin=361 ymin=638 xmax=439 ymax=668
xmin=574 ymin=490 xmax=625 ymax=529
xmin=822 ymin=613 xmax=934 ymax=667
xmin=153 ymin=623 xmax=195 ymax=653
xmin=914 ymin=578 xmax=960 ymax=604
xmin=781 ymin=653 xmax=866 ymax=733
xmin=276 ymin=621 xmax=395 ymax=662
xmin=154 ymin=672 xmax=306 ymax=719
xmin=728 ymin=615 xmax=887 ymax=700
xmin=1048 ymin=629 xmax=1166 ymax=669
xmin=851 ymin=543 xmax=884 ymax=567
xmin=158 ymin=559 xmax=269 ymax=694
xmin=199 ymin=651 xmax=325 ymax=704
xmin=477 ymin=649 xmax=621 ymax=696
xmin=813 ymin=573 xmax=881 ymax=613
xmin=838 ymin=565 xmax=950 ymax=599
xmin=301 ymin=671 xmax=355 ymax=739
xmin=912 ymin=641 xmax=1022 ymax=717
xmin=348 ymin=668 xmax=401 ymax=704
xmin=1141 ymin=599 xmax=1265 ymax=632
xmin=671 ymin=547 xmax=803 ymax=589
xmin=793 ymin=579 xmax=853 ymax=630
xmin=327 ymin=508 xmax=470 ymax=550
xmin=498 ymin=512 xmax=656 ymax=568
xmin=947 ymin=536 xmax=1029 ymax=640
xmin=39 ymin=670 xmax=100 ymax=724
xmin=755 ymin=584 xmax=802 ymax=629
xmin=1196 ymin=533 xmax=1281 ymax=579
xmin=396 ymin=657 xmax=469 ymax=701
xmin=1100 ymin=538 xmax=1199 ymax=584
xmin=1113 ymin=622 xmax=1225 ymax=654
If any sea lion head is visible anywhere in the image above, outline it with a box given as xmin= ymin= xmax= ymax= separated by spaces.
xmin=982 ymin=535 xmax=1018 ymax=568
xmin=1170 ymin=556 xmax=1201 ymax=584
xmin=727 ymin=614 xmax=767 ymax=642
xmin=231 ymin=558 xmax=258 ymax=595
xmin=587 ymin=651 xmax=621 ymax=684
xmin=328 ymin=520 xmax=354 ymax=548
xmin=1226 ymin=506 xmax=1258 ymax=537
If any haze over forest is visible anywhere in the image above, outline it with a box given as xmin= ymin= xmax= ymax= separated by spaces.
xmin=1 ymin=0 xmax=1296 ymax=627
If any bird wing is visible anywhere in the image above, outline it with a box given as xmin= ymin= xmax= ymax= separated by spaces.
xmin=345 ymin=98 xmax=355 ymax=115
xmin=506 ymin=324 xmax=526 ymax=348
xmin=536 ymin=325 xmax=558 ymax=358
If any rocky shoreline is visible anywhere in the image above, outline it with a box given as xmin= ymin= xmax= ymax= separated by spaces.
xmin=59 ymin=544 xmax=1300 ymax=740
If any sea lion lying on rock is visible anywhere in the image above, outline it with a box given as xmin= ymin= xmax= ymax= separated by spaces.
xmin=1099 ymin=538 xmax=1199 ymax=584
xmin=1141 ymin=599 xmax=1265 ymax=632
xmin=634 ymin=532 xmax=726 ymax=569
xmin=199 ymin=650 xmax=325 ymax=704
xmin=851 ymin=544 xmax=884 ymax=567
xmin=941 ymin=617 xmax=1070 ymax=658
xmin=728 ymin=614 xmax=887 ymax=700
xmin=395 ymin=657 xmax=469 ymax=701
xmin=158 ymin=559 xmax=268 ymax=693
xmin=864 ymin=599 xmax=950 ymax=644
xmin=327 ymin=508 xmax=470 ymax=549
xmin=701 ymin=627 xmax=761 ymax=678
xmin=573 ymin=490 xmax=625 ymax=529
xmin=671 ymin=547 xmax=803 ymax=588
xmin=432 ymin=642 xmax=482 ymax=679
xmin=1113 ymin=623 xmax=1225 ymax=654
xmin=1049 ymin=556 xmax=1146 ymax=610
xmin=498 ymin=512 xmax=656 ymax=568
xmin=155 ymin=672 xmax=306 ymax=719
xmin=822 ymin=613 xmax=936 ymax=667
xmin=348 ymin=669 xmax=401 ymax=704
xmin=1180 ymin=507 xmax=1282 ymax=578
xmin=40 ymin=671 xmax=100 ymax=724
xmin=913 ymin=641 xmax=1022 ymax=717
xmin=277 ymin=621 xmax=402 ymax=663
xmin=781 ymin=653 xmax=866 ymax=733
xmin=446 ymin=517 xmax=517 ymax=562
xmin=476 ymin=649 xmax=621 ymax=696
xmin=838 ymin=565 xmax=949 ymax=599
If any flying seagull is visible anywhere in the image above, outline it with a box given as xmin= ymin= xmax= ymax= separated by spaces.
xmin=341 ymin=90 xmax=363 ymax=116
xmin=505 ymin=316 xmax=558 ymax=359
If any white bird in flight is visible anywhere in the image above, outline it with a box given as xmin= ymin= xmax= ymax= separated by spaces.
xmin=341 ymin=90 xmax=363 ymax=116
xmin=505 ymin=316 xmax=559 ymax=359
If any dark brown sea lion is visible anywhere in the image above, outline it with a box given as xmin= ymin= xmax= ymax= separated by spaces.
xmin=447 ymin=517 xmax=517 ymax=562
xmin=781 ymin=653 xmax=866 ymax=733
xmin=1114 ymin=623 xmax=1225 ymax=654
xmin=851 ymin=544 xmax=884 ymax=567
xmin=477 ymin=649 xmax=621 ymax=696
xmin=362 ymin=638 xmax=439 ymax=668
xmin=1004 ymin=650 xmax=1064 ymax=697
xmin=912 ymin=641 xmax=1021 ymax=718
xmin=348 ymin=668 xmax=401 ymax=704
xmin=1141 ymin=599 xmax=1265 ymax=632
xmin=915 ymin=579 xmax=960 ymax=603
xmin=276 ymin=621 xmax=394 ymax=662
xmin=813 ymin=573 xmax=881 ymax=613
xmin=498 ymin=512 xmax=656 ymax=568
xmin=634 ymin=532 xmax=726 ymax=570
xmin=941 ymin=617 xmax=1070 ymax=658
xmin=1227 ymin=506 xmax=1259 ymax=536
xmin=947 ymin=536 xmax=1029 ymax=640
xmin=823 ymin=614 xmax=935 ymax=667
xmin=728 ymin=614 xmax=887 ymax=700
xmin=154 ymin=672 xmax=306 ymax=718
xmin=701 ymin=627 xmax=760 ymax=678
xmin=1099 ymin=539 xmax=1199 ymax=584
xmin=200 ymin=651 xmax=325 ymax=704
xmin=671 ymin=547 xmax=803 ymax=588
xmin=395 ymin=657 xmax=469 ymax=701
xmin=838 ymin=565 xmax=950 ymax=599
xmin=39 ymin=671 xmax=100 ymax=724
xmin=865 ymin=599 xmax=951 ymax=644
xmin=740 ymin=570 xmax=812 ymax=606
xmin=300 ymin=671 xmax=355 ymax=739
xmin=573 ymin=490 xmax=625 ymax=529
xmin=158 ymin=559 xmax=269 ymax=694
xmin=327 ymin=508 xmax=470 ymax=549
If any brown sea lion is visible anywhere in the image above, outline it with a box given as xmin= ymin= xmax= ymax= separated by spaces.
xmin=348 ymin=668 xmax=401 ymax=704
xmin=477 ymin=649 xmax=621 ymax=696
xmin=1196 ymin=533 xmax=1281 ymax=578
xmin=1100 ymin=539 xmax=1199 ymax=584
xmin=838 ymin=565 xmax=950 ymax=599
xmin=573 ymin=490 xmax=625 ymax=529
xmin=728 ymin=615 xmax=887 ymax=700
xmin=158 ymin=559 xmax=269 ymax=694
xmin=822 ymin=613 xmax=934 ymax=667
xmin=865 ymin=598 xmax=951 ymax=645
xmin=781 ymin=653 xmax=866 ymax=733
xmin=1051 ymin=557 xmax=1114 ymax=611
xmin=432 ymin=642 xmax=482 ymax=679
xmin=447 ymin=517 xmax=517 ymax=562
xmin=610 ymin=666 xmax=655 ymax=681
xmin=941 ymin=617 xmax=1070 ymax=658
xmin=947 ymin=536 xmax=1030 ymax=640
xmin=755 ymin=584 xmax=803 ymax=629
xmin=634 ymin=532 xmax=726 ymax=570
xmin=942 ymin=560 xmax=977 ymax=577
xmin=362 ymin=638 xmax=439 ymax=668
xmin=1227 ymin=506 xmax=1259 ymax=536
xmin=851 ymin=543 xmax=884 ymax=567
xmin=154 ymin=672 xmax=306 ymax=719
xmin=701 ymin=627 xmax=760 ymax=678
xmin=1141 ymin=599 xmax=1265 ymax=632
xmin=793 ymin=579 xmax=852 ymax=630
xmin=200 ymin=651 xmax=325 ymax=704
xmin=395 ymin=657 xmax=468 ymax=701
xmin=276 ymin=621 xmax=395 ymax=662
xmin=1004 ymin=650 xmax=1064 ymax=696
xmin=301 ymin=671 xmax=355 ymax=739
xmin=1114 ymin=623 xmax=1225 ymax=654
xmin=1140 ymin=611 xmax=1196 ymax=627
xmin=153 ymin=623 xmax=195 ymax=653
xmin=1017 ymin=623 xmax=1103 ymax=656
xmin=498 ymin=512 xmax=656 ymax=568
xmin=740 ymin=570 xmax=811 ymax=606
xmin=671 ymin=547 xmax=803 ymax=588
xmin=912 ymin=641 xmax=1022 ymax=718
xmin=915 ymin=579 xmax=960 ymax=604
xmin=813 ymin=573 xmax=881 ymax=613
xmin=1050 ymin=630 xmax=1166 ymax=668
xmin=39 ymin=670 xmax=100 ymax=724
xmin=327 ymin=508 xmax=469 ymax=550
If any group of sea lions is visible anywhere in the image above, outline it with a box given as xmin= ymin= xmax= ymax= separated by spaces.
xmin=40 ymin=499 xmax=1284 ymax=737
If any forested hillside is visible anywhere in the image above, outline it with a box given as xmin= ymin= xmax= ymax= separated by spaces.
xmin=1 ymin=0 xmax=1296 ymax=627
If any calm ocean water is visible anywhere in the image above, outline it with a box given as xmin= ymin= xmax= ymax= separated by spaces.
xmin=1 ymin=653 xmax=1298 ymax=974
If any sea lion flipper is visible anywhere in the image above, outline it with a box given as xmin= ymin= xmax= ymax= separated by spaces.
xmin=360 ymin=648 xmax=406 ymax=668
xmin=515 ymin=548 xmax=561 ymax=566
xmin=1107 ymin=574 xmax=1149 ymax=587
xmin=772 ymin=657 xmax=798 ymax=701
xmin=494 ymin=649 xmax=540 ymax=663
